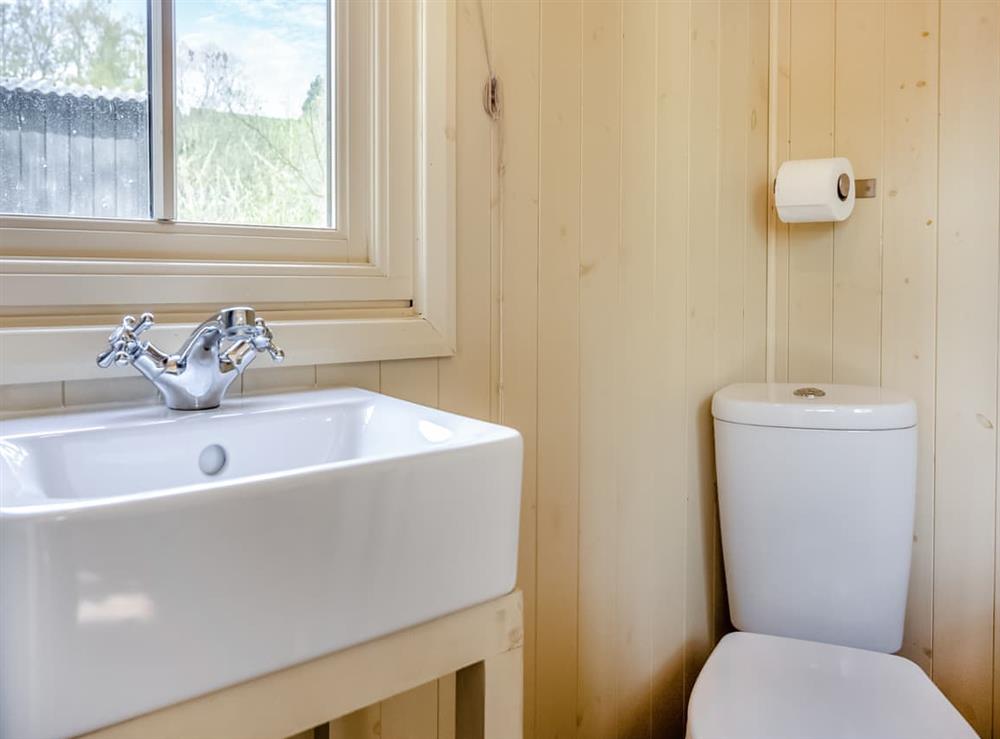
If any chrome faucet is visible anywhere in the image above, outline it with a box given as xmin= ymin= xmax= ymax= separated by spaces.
xmin=96 ymin=307 xmax=284 ymax=410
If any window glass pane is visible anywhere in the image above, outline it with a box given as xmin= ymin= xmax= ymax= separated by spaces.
xmin=174 ymin=0 xmax=331 ymax=228
xmin=0 ymin=0 xmax=151 ymax=219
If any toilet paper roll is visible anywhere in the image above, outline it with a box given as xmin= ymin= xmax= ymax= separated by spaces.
xmin=775 ymin=157 xmax=855 ymax=223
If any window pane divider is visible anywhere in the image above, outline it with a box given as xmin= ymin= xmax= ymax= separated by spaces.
xmin=150 ymin=0 xmax=176 ymax=222
xmin=326 ymin=0 xmax=335 ymax=229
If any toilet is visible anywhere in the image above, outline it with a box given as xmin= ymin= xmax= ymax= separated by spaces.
xmin=686 ymin=383 xmax=977 ymax=739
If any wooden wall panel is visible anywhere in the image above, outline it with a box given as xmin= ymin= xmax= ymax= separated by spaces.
xmin=2 ymin=2 xmax=771 ymax=737
xmin=770 ymin=0 xmax=792 ymax=382
xmin=775 ymin=1 xmax=1000 ymax=735
xmin=381 ymin=682 xmax=440 ymax=739
xmin=881 ymin=0 xmax=938 ymax=676
xmin=577 ymin=2 xmax=622 ymax=736
xmin=481 ymin=0 xmax=768 ymax=735
xmin=832 ymin=0 xmax=884 ymax=386
xmin=618 ymin=2 xmax=660 ymax=735
xmin=496 ymin=0 xmax=769 ymax=734
xmin=716 ymin=0 xmax=751 ymax=645
xmin=379 ymin=359 xmax=439 ymax=407
xmin=315 ymin=362 xmax=380 ymax=392
xmin=719 ymin=1 xmax=751 ymax=392
xmin=25 ymin=2 xmax=1000 ymax=737
xmin=535 ymin=1 xmax=581 ymax=735
xmin=934 ymin=2 xmax=1000 ymax=735
xmin=651 ymin=0 xmax=691 ymax=733
xmin=438 ymin=0 xmax=497 ymax=423
xmin=786 ymin=0 xmax=835 ymax=382
xmin=685 ymin=0 xmax=723 ymax=698
xmin=328 ymin=706 xmax=381 ymax=739
xmin=492 ymin=2 xmax=541 ymax=736
xmin=317 ymin=2 xmax=503 ymax=734
xmin=745 ymin=0 xmax=770 ymax=384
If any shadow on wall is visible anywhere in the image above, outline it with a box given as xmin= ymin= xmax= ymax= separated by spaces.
xmin=650 ymin=646 xmax=687 ymax=738
xmin=600 ymin=393 xmax=733 ymax=739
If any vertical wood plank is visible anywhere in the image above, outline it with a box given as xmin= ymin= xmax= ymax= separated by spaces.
xmin=455 ymin=662 xmax=486 ymax=739
xmin=685 ymin=0 xmax=722 ymax=703
xmin=493 ymin=2 xmax=540 ymax=735
xmin=488 ymin=0 xmax=503 ymax=429
xmin=744 ymin=0 xmax=770 ymax=384
xmin=577 ymin=2 xmax=622 ymax=736
xmin=785 ymin=0 xmax=835 ymax=382
xmin=714 ymin=0 xmax=751 ymax=644
xmin=328 ymin=706 xmax=381 ymax=739
xmin=0 ymin=381 xmax=63 ymax=417
xmin=536 ymin=0 xmax=581 ymax=736
xmin=718 ymin=0 xmax=750 ymax=391
xmin=617 ymin=2 xmax=659 ymax=734
xmin=934 ymin=2 xmax=1000 ymax=735
xmin=315 ymin=362 xmax=381 ymax=392
xmin=381 ymin=682 xmax=438 ymax=739
xmin=881 ymin=0 xmax=939 ymax=676
xmin=651 ymin=0 xmax=691 ymax=731
xmin=482 ymin=649 xmax=524 ymax=739
xmin=241 ymin=365 xmax=316 ymax=395
xmin=456 ymin=650 xmax=523 ymax=739
xmin=771 ymin=0 xmax=792 ymax=382
xmin=832 ymin=0 xmax=884 ymax=385
xmin=379 ymin=359 xmax=439 ymax=407
xmin=437 ymin=673 xmax=456 ymax=739
xmin=435 ymin=4 xmax=500 ymax=734
xmin=438 ymin=0 xmax=496 ymax=424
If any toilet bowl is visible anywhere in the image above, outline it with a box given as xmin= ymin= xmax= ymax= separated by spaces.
xmin=687 ymin=632 xmax=976 ymax=739
xmin=686 ymin=383 xmax=976 ymax=738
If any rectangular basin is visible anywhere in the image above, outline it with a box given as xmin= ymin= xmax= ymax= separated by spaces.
xmin=0 ymin=388 xmax=522 ymax=739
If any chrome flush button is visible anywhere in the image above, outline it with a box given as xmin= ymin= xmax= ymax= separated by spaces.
xmin=794 ymin=387 xmax=826 ymax=399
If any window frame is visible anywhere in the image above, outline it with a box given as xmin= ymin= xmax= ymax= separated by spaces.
xmin=0 ymin=0 xmax=456 ymax=385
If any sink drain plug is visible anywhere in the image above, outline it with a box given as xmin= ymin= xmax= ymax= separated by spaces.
xmin=198 ymin=444 xmax=228 ymax=476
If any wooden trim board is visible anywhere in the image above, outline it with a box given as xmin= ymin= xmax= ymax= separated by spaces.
xmin=79 ymin=591 xmax=523 ymax=739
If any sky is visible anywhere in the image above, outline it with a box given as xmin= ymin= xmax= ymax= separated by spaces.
xmin=110 ymin=0 xmax=328 ymax=118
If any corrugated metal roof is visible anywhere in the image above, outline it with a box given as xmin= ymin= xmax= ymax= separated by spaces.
xmin=0 ymin=78 xmax=147 ymax=103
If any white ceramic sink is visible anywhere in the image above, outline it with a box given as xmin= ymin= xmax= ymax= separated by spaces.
xmin=0 ymin=388 xmax=522 ymax=739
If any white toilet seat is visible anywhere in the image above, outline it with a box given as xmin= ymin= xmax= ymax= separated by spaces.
xmin=687 ymin=631 xmax=977 ymax=739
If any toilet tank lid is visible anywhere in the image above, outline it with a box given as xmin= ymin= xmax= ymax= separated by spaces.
xmin=712 ymin=383 xmax=917 ymax=431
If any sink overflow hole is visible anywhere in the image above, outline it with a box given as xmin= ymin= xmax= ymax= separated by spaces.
xmin=199 ymin=444 xmax=228 ymax=476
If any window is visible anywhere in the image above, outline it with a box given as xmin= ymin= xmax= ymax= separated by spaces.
xmin=174 ymin=1 xmax=333 ymax=228
xmin=0 ymin=0 xmax=152 ymax=219
xmin=0 ymin=0 xmax=456 ymax=383
xmin=2 ymin=0 xmax=335 ymax=227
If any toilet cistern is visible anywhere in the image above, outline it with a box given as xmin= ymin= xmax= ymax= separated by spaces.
xmin=96 ymin=306 xmax=284 ymax=410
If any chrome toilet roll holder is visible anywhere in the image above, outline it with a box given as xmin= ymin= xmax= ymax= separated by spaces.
xmin=850 ymin=176 xmax=877 ymax=199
